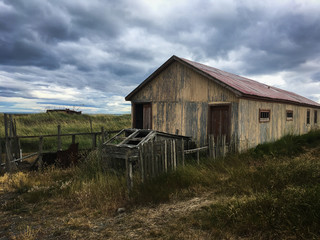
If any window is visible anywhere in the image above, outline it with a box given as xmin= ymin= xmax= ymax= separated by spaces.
xmin=259 ymin=109 xmax=270 ymax=122
xmin=307 ymin=110 xmax=310 ymax=124
xmin=315 ymin=110 xmax=318 ymax=124
xmin=286 ymin=110 xmax=293 ymax=121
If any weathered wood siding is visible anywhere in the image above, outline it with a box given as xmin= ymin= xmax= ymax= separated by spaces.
xmin=131 ymin=61 xmax=239 ymax=146
xmin=238 ymin=99 xmax=320 ymax=151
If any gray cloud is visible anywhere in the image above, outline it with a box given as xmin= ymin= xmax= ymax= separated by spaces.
xmin=0 ymin=0 xmax=320 ymax=113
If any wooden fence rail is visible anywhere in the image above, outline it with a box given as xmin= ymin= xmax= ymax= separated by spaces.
xmin=1 ymin=116 xmax=122 ymax=171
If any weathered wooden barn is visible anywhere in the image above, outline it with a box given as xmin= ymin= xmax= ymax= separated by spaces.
xmin=125 ymin=55 xmax=320 ymax=151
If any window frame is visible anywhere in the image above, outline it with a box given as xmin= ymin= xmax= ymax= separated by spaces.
xmin=315 ymin=110 xmax=318 ymax=124
xmin=286 ymin=110 xmax=293 ymax=121
xmin=307 ymin=109 xmax=310 ymax=124
xmin=259 ymin=109 xmax=271 ymax=123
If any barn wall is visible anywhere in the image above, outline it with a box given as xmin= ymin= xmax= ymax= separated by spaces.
xmin=130 ymin=61 xmax=239 ymax=146
xmin=238 ymin=99 xmax=320 ymax=151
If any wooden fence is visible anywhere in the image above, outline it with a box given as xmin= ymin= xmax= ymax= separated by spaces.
xmin=1 ymin=114 xmax=121 ymax=171
xmin=126 ymin=135 xmax=234 ymax=191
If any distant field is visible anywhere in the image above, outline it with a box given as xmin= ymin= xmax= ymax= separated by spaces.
xmin=0 ymin=112 xmax=131 ymax=152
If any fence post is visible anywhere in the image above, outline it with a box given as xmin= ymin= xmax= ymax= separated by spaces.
xmin=164 ymin=140 xmax=168 ymax=173
xmin=101 ymin=127 xmax=105 ymax=143
xmin=151 ymin=140 xmax=155 ymax=176
xmin=57 ymin=125 xmax=62 ymax=151
xmin=126 ymin=151 xmax=133 ymax=194
xmin=140 ymin=145 xmax=144 ymax=183
xmin=0 ymin=138 xmax=2 ymax=165
xmin=181 ymin=139 xmax=185 ymax=167
xmin=38 ymin=136 xmax=43 ymax=170
xmin=4 ymin=114 xmax=16 ymax=172
xmin=212 ymin=136 xmax=216 ymax=159
xmin=222 ymin=135 xmax=226 ymax=158
xmin=72 ymin=135 xmax=76 ymax=144
xmin=173 ymin=140 xmax=177 ymax=170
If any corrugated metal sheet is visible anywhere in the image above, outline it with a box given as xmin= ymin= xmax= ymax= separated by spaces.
xmin=180 ymin=57 xmax=320 ymax=107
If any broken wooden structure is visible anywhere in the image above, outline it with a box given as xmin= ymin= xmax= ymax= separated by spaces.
xmin=103 ymin=129 xmax=236 ymax=192
xmin=102 ymin=128 xmax=192 ymax=169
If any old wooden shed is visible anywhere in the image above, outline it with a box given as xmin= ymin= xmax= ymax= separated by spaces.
xmin=125 ymin=55 xmax=320 ymax=151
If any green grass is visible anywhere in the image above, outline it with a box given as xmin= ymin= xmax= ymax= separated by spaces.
xmin=1 ymin=129 xmax=320 ymax=238
xmin=0 ymin=112 xmax=131 ymax=152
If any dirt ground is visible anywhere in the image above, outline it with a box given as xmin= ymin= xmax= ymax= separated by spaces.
xmin=0 ymin=190 xmax=221 ymax=240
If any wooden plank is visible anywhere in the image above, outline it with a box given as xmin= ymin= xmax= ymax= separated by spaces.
xmin=170 ymin=140 xmax=174 ymax=170
xmin=101 ymin=127 xmax=105 ymax=143
xmin=125 ymin=151 xmax=133 ymax=194
xmin=140 ymin=145 xmax=144 ymax=183
xmin=164 ymin=140 xmax=168 ymax=173
xmin=184 ymin=146 xmax=208 ymax=154
xmin=173 ymin=140 xmax=177 ymax=170
xmin=117 ymin=129 xmax=139 ymax=146
xmin=212 ymin=135 xmax=216 ymax=159
xmin=151 ymin=140 xmax=155 ymax=176
xmin=0 ymin=138 xmax=2 ymax=164
xmin=181 ymin=139 xmax=185 ymax=167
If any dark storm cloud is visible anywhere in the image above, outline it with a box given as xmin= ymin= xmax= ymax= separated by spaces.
xmin=0 ymin=0 xmax=320 ymax=113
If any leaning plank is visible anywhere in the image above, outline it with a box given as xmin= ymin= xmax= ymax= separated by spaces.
xmin=184 ymin=146 xmax=208 ymax=154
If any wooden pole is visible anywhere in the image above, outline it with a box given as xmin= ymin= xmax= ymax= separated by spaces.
xmin=164 ymin=140 xmax=168 ymax=173
xmin=151 ymin=140 xmax=155 ymax=176
xmin=101 ymin=127 xmax=105 ymax=143
xmin=0 ymin=138 xmax=2 ymax=165
xmin=212 ymin=135 xmax=216 ymax=159
xmin=4 ymin=114 xmax=11 ymax=172
xmin=170 ymin=140 xmax=174 ymax=170
xmin=126 ymin=151 xmax=133 ymax=194
xmin=181 ymin=139 xmax=185 ymax=167
xmin=57 ymin=125 xmax=62 ymax=151
xmin=173 ymin=140 xmax=177 ymax=170
xmin=222 ymin=135 xmax=227 ymax=158
xmin=72 ymin=134 xmax=76 ymax=144
xmin=38 ymin=136 xmax=43 ymax=170
xmin=140 ymin=146 xmax=144 ymax=183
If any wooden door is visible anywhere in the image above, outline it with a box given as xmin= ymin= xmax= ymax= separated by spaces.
xmin=208 ymin=105 xmax=230 ymax=142
xmin=143 ymin=103 xmax=152 ymax=129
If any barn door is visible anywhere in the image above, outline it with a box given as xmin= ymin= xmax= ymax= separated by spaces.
xmin=142 ymin=103 xmax=152 ymax=129
xmin=208 ymin=105 xmax=230 ymax=142
xmin=133 ymin=103 xmax=152 ymax=129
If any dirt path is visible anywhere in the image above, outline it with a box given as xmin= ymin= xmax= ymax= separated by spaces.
xmin=0 ymin=191 xmax=219 ymax=239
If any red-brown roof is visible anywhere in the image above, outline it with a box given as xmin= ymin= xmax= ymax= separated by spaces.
xmin=126 ymin=55 xmax=320 ymax=108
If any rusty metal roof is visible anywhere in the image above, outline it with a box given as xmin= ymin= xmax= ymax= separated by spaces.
xmin=126 ymin=55 xmax=320 ymax=108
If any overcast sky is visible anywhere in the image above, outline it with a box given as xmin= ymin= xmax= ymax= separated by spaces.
xmin=1 ymin=0 xmax=320 ymax=114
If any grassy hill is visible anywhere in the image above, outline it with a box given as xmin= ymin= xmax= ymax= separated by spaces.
xmin=0 ymin=112 xmax=131 ymax=152
xmin=0 ymin=118 xmax=320 ymax=239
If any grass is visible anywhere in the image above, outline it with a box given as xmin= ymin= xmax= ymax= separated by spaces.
xmin=0 ymin=112 xmax=131 ymax=152
xmin=1 ymin=129 xmax=320 ymax=239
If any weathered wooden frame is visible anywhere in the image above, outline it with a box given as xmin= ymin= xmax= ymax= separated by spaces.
xmin=259 ymin=109 xmax=271 ymax=123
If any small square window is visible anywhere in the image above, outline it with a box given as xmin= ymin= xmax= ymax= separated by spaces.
xmin=259 ymin=109 xmax=270 ymax=122
xmin=315 ymin=110 xmax=318 ymax=124
xmin=307 ymin=110 xmax=310 ymax=124
xmin=286 ymin=110 xmax=293 ymax=121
